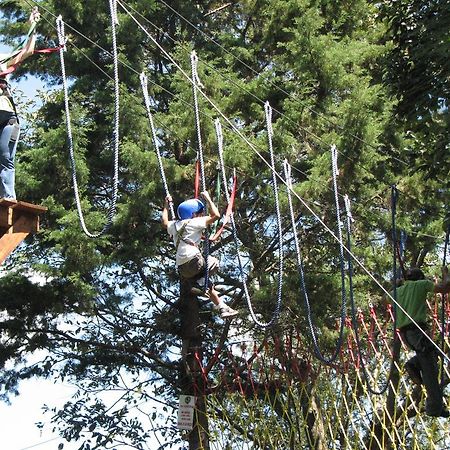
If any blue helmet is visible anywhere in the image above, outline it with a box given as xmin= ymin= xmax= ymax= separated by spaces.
xmin=177 ymin=198 xmax=205 ymax=220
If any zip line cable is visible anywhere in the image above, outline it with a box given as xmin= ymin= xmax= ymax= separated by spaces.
xmin=56 ymin=1 xmax=120 ymax=238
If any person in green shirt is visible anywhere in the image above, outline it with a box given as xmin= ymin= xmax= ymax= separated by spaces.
xmin=395 ymin=266 xmax=450 ymax=418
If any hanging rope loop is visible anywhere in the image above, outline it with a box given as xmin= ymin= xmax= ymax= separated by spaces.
xmin=283 ymin=151 xmax=345 ymax=364
xmin=57 ymin=1 xmax=120 ymax=238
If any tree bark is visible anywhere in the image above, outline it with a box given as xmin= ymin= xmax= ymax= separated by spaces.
xmin=178 ymin=279 xmax=210 ymax=450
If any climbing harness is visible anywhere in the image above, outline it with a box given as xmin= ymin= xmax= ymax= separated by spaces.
xmin=56 ymin=0 xmax=120 ymax=238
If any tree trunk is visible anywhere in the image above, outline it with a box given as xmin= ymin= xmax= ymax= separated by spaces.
xmin=178 ymin=279 xmax=210 ymax=450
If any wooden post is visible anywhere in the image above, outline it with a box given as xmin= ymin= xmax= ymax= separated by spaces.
xmin=0 ymin=199 xmax=47 ymax=265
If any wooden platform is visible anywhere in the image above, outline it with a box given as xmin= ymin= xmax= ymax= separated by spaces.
xmin=0 ymin=198 xmax=47 ymax=265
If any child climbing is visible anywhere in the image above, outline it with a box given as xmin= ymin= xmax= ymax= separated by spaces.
xmin=162 ymin=190 xmax=238 ymax=319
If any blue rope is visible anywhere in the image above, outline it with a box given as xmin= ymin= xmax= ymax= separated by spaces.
xmin=391 ymin=185 xmax=399 ymax=330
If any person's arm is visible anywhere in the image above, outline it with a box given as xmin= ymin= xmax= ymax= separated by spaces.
xmin=161 ymin=195 xmax=172 ymax=229
xmin=200 ymin=191 xmax=220 ymax=225
xmin=5 ymin=8 xmax=40 ymax=68
xmin=433 ymin=266 xmax=450 ymax=294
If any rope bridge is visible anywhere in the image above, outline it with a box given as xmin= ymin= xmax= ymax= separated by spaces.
xmin=185 ymin=294 xmax=449 ymax=449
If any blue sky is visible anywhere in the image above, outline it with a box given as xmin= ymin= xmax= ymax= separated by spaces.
xmin=0 ymin=379 xmax=77 ymax=450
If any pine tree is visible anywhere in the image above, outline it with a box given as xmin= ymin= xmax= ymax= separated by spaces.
xmin=0 ymin=1 xmax=448 ymax=449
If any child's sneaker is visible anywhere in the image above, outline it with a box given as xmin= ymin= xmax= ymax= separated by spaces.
xmin=219 ymin=305 xmax=238 ymax=319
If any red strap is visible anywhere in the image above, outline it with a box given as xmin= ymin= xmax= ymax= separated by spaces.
xmin=210 ymin=174 xmax=237 ymax=241
xmin=0 ymin=46 xmax=62 ymax=77
xmin=194 ymin=159 xmax=200 ymax=198
xmin=34 ymin=47 xmax=62 ymax=54
xmin=0 ymin=65 xmax=17 ymax=77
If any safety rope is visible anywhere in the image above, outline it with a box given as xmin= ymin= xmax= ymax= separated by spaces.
xmin=344 ymin=193 xmax=395 ymax=395
xmin=215 ymin=105 xmax=283 ymax=328
xmin=284 ymin=154 xmax=343 ymax=364
xmin=190 ymin=51 xmax=211 ymax=291
xmin=56 ymin=0 xmax=120 ymax=238
xmin=139 ymin=72 xmax=175 ymax=219
xmin=210 ymin=119 xmax=237 ymax=242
